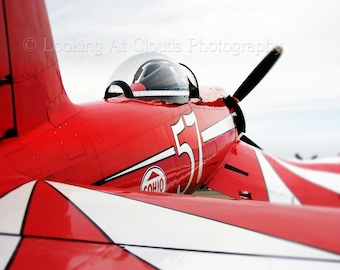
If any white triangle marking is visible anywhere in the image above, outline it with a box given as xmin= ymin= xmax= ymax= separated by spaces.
xmin=49 ymin=181 xmax=340 ymax=261
xmin=0 ymin=181 xmax=36 ymax=234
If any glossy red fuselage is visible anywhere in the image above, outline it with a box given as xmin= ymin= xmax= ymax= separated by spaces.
xmin=1 ymin=87 xmax=237 ymax=195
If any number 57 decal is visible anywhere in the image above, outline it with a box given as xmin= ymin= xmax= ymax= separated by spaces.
xmin=171 ymin=111 xmax=203 ymax=193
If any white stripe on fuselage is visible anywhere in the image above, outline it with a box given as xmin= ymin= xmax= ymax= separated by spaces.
xmin=103 ymin=114 xmax=234 ymax=183
xmin=103 ymin=147 xmax=176 ymax=182
xmin=201 ymin=114 xmax=235 ymax=142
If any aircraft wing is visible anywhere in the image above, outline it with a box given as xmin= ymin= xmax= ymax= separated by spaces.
xmin=206 ymin=139 xmax=340 ymax=206
xmin=2 ymin=180 xmax=340 ymax=269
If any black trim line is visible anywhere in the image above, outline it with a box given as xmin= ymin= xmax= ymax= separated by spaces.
xmin=93 ymin=146 xmax=176 ymax=186
xmin=123 ymin=244 xmax=340 ymax=263
xmin=19 ymin=181 xmax=38 ymax=235
xmin=5 ymin=234 xmax=22 ymax=269
xmin=46 ymin=181 xmax=114 ymax=244
xmin=2 ymin=0 xmax=18 ymax=138
xmin=224 ymin=164 xmax=249 ymax=176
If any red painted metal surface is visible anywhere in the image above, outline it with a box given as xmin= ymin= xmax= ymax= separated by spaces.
xmin=1 ymin=0 xmax=340 ymax=268
xmin=0 ymin=0 xmax=339 ymax=206
xmin=206 ymin=141 xmax=269 ymax=201
xmin=10 ymin=238 xmax=154 ymax=270
xmin=3 ymin=180 xmax=340 ymax=269
xmin=0 ymin=0 xmax=237 ymax=192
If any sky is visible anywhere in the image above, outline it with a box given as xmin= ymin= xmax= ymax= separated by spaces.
xmin=45 ymin=0 xmax=340 ymax=159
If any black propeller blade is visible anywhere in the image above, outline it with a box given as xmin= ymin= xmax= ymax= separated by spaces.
xmin=233 ymin=46 xmax=282 ymax=103
xmin=223 ymin=46 xmax=283 ymax=150
xmin=240 ymin=134 xmax=262 ymax=150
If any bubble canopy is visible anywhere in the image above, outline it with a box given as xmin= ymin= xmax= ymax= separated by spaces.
xmin=105 ymin=53 xmax=199 ymax=103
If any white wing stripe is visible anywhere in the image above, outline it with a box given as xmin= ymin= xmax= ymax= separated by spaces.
xmin=272 ymin=156 xmax=340 ymax=194
xmin=0 ymin=181 xmax=36 ymax=234
xmin=254 ymin=149 xmax=301 ymax=205
xmin=104 ymin=147 xmax=176 ymax=182
xmin=0 ymin=235 xmax=21 ymax=269
xmin=49 ymin=181 xmax=339 ymax=261
xmin=125 ymin=246 xmax=340 ymax=270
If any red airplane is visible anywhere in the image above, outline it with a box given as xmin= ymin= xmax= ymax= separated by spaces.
xmin=1 ymin=0 xmax=340 ymax=268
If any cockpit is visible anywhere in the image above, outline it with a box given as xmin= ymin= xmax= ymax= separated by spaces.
xmin=104 ymin=53 xmax=199 ymax=104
